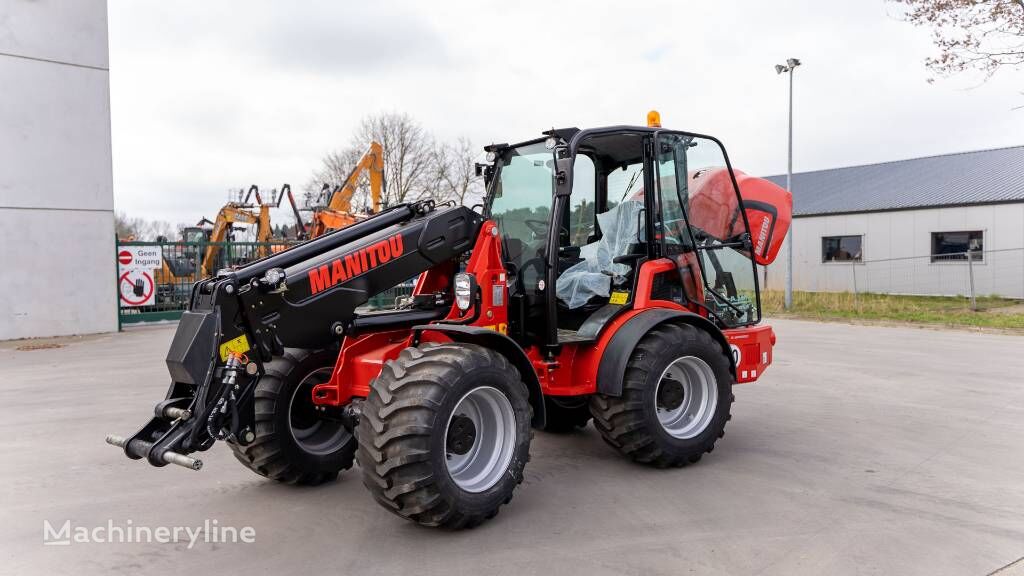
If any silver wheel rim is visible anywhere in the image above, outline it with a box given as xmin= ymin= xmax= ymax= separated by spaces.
xmin=288 ymin=367 xmax=352 ymax=456
xmin=655 ymin=356 xmax=718 ymax=439
xmin=444 ymin=386 xmax=517 ymax=493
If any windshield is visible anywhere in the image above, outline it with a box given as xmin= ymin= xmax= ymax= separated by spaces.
xmin=486 ymin=142 xmax=554 ymax=293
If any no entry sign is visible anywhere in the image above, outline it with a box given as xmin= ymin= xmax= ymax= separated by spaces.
xmin=117 ymin=246 xmax=163 ymax=307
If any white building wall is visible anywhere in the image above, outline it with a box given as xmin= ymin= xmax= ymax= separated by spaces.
xmin=764 ymin=203 xmax=1024 ymax=299
xmin=0 ymin=0 xmax=116 ymax=339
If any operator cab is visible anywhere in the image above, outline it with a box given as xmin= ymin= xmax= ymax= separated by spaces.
xmin=484 ymin=121 xmax=763 ymax=352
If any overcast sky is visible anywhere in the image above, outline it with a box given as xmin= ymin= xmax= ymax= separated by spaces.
xmin=108 ymin=0 xmax=1024 ymax=224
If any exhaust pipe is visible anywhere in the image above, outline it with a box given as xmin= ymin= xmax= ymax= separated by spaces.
xmin=105 ymin=434 xmax=203 ymax=471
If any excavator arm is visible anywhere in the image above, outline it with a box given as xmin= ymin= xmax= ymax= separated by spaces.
xmin=310 ymin=141 xmax=385 ymax=239
xmin=202 ymin=206 xmax=261 ymax=276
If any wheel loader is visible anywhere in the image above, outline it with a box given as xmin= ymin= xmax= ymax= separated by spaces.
xmin=108 ymin=114 xmax=792 ymax=528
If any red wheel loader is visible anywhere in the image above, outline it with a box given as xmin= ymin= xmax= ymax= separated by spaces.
xmin=108 ymin=115 xmax=792 ymax=528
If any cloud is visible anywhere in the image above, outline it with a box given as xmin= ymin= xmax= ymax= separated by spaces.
xmin=256 ymin=5 xmax=448 ymax=75
xmin=108 ymin=0 xmax=1024 ymax=224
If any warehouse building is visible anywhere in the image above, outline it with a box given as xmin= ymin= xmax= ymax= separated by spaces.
xmin=764 ymin=146 xmax=1024 ymax=299
xmin=0 ymin=1 xmax=115 ymax=339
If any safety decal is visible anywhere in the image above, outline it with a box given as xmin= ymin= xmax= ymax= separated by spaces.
xmin=219 ymin=334 xmax=251 ymax=361
xmin=609 ymin=291 xmax=629 ymax=305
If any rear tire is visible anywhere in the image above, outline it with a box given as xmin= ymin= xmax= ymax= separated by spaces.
xmin=589 ymin=323 xmax=734 ymax=468
xmin=229 ymin=348 xmax=356 ymax=485
xmin=357 ymin=343 xmax=532 ymax=528
xmin=542 ymin=396 xmax=592 ymax=432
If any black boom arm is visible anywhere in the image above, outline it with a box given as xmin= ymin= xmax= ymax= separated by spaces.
xmin=109 ymin=200 xmax=483 ymax=469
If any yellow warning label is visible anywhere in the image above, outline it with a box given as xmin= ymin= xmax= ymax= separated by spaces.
xmin=219 ymin=334 xmax=251 ymax=361
xmin=609 ymin=291 xmax=629 ymax=305
xmin=481 ymin=323 xmax=508 ymax=335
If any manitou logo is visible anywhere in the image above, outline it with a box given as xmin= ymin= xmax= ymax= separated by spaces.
xmin=754 ymin=215 xmax=771 ymax=257
xmin=308 ymin=233 xmax=405 ymax=295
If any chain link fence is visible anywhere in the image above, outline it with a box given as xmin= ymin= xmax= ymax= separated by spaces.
xmin=117 ymin=240 xmax=297 ymax=325
xmin=763 ymin=247 xmax=1024 ymax=312
xmin=117 ymin=240 xmax=416 ymax=325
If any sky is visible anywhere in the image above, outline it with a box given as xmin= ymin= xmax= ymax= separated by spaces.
xmin=107 ymin=0 xmax=1024 ymax=225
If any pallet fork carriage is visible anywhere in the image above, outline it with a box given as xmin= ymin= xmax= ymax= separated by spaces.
xmin=109 ymin=114 xmax=792 ymax=528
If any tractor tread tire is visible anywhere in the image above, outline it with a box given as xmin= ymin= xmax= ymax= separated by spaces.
xmin=357 ymin=343 xmax=532 ymax=529
xmin=228 ymin=348 xmax=355 ymax=486
xmin=589 ymin=323 xmax=734 ymax=468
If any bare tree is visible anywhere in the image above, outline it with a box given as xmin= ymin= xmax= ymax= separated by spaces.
xmin=307 ymin=112 xmax=481 ymax=210
xmin=308 ymin=112 xmax=438 ymax=209
xmin=306 ymin=146 xmax=367 ymax=207
xmin=143 ymin=220 xmax=181 ymax=242
xmin=432 ymin=136 xmax=485 ymax=207
xmin=893 ymin=0 xmax=1024 ymax=82
xmin=115 ymin=211 xmax=143 ymax=240
xmin=359 ymin=112 xmax=439 ymax=206
xmin=115 ymin=212 xmax=188 ymax=241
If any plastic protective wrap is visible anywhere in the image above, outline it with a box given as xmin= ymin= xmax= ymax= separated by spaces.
xmin=556 ymin=200 xmax=644 ymax=309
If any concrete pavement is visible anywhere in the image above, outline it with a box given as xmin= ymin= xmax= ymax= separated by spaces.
xmin=2 ymin=319 xmax=1022 ymax=575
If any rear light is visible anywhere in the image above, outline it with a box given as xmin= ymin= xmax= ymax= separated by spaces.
xmin=454 ymin=273 xmax=474 ymax=312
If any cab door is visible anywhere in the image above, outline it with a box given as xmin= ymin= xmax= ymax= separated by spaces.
xmin=485 ymin=140 xmax=558 ymax=347
xmin=653 ymin=132 xmax=762 ymax=327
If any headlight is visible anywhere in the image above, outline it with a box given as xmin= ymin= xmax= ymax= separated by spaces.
xmin=454 ymin=273 xmax=474 ymax=312
xmin=261 ymin=267 xmax=285 ymax=286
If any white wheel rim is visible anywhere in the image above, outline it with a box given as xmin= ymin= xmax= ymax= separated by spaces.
xmin=654 ymin=356 xmax=719 ymax=439
xmin=444 ymin=386 xmax=517 ymax=493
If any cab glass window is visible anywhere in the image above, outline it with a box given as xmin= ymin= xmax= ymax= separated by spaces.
xmin=488 ymin=142 xmax=554 ymax=292
xmin=655 ymin=134 xmax=760 ymax=327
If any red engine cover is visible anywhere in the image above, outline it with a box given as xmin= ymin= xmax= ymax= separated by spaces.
xmin=688 ymin=168 xmax=792 ymax=266
xmin=735 ymin=171 xmax=792 ymax=266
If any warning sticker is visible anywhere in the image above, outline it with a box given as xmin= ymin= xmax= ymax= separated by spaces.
xmin=609 ymin=291 xmax=629 ymax=305
xmin=730 ymin=344 xmax=742 ymax=366
xmin=219 ymin=334 xmax=251 ymax=361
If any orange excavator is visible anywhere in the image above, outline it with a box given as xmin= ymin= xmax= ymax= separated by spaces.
xmin=307 ymin=141 xmax=385 ymax=239
xmin=198 ymin=185 xmax=274 ymax=275
xmin=158 ymin=184 xmax=303 ymax=295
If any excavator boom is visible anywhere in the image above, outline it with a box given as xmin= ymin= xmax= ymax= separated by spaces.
xmin=309 ymin=141 xmax=385 ymax=239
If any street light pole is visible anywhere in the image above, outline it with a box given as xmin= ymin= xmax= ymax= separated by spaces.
xmin=776 ymin=58 xmax=801 ymax=309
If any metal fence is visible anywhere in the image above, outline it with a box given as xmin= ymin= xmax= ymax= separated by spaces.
xmin=117 ymin=240 xmax=295 ymax=325
xmin=117 ymin=240 xmax=416 ymax=326
xmin=764 ymin=247 xmax=1024 ymax=309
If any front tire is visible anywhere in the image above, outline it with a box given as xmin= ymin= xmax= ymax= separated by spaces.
xmin=589 ymin=323 xmax=734 ymax=468
xmin=357 ymin=343 xmax=532 ymax=529
xmin=229 ymin=349 xmax=356 ymax=485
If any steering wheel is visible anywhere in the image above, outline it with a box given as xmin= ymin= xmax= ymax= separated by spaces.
xmin=523 ymin=219 xmax=548 ymax=237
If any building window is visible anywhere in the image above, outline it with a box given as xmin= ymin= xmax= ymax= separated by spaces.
xmin=931 ymin=231 xmax=983 ymax=262
xmin=822 ymin=235 xmax=863 ymax=262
